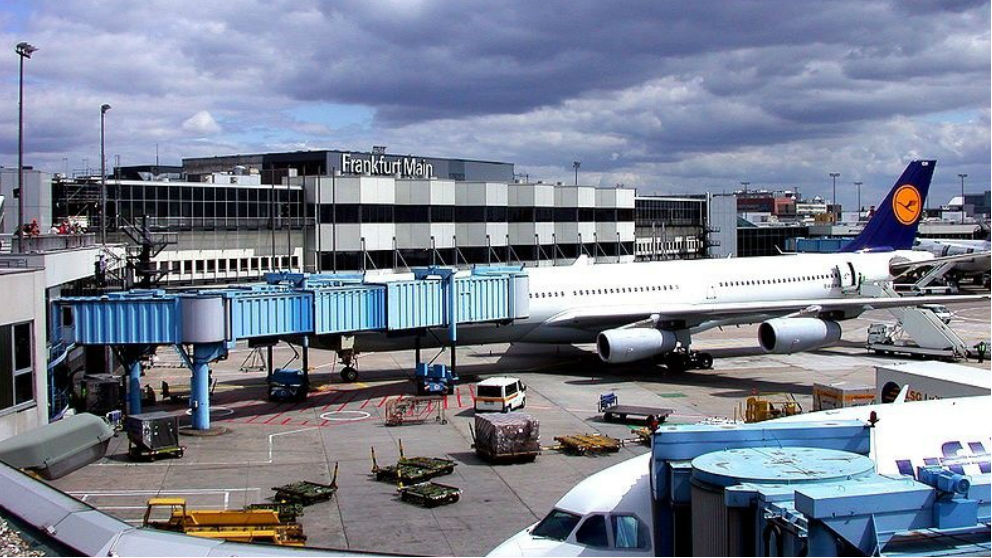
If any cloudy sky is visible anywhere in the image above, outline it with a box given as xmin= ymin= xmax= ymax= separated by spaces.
xmin=1 ymin=0 xmax=988 ymax=207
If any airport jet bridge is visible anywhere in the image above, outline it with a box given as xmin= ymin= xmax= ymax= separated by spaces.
xmin=55 ymin=266 xmax=529 ymax=430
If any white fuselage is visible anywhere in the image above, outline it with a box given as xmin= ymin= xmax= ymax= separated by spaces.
xmin=348 ymin=249 xmax=918 ymax=351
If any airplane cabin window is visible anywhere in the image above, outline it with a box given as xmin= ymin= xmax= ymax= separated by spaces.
xmin=575 ymin=514 xmax=609 ymax=548
xmin=612 ymin=514 xmax=649 ymax=549
xmin=531 ymin=509 xmax=582 ymax=541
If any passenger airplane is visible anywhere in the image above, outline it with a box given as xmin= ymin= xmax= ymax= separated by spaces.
xmin=317 ymin=160 xmax=987 ymax=381
xmin=912 ymin=237 xmax=991 ymax=287
xmin=487 ymin=395 xmax=992 ymax=557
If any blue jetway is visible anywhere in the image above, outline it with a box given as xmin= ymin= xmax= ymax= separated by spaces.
xmin=55 ymin=266 xmax=529 ymax=430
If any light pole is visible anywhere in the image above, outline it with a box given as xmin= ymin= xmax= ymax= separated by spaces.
xmin=573 ymin=161 xmax=580 ymax=186
xmin=829 ymin=172 xmax=840 ymax=221
xmin=854 ymin=181 xmax=862 ymax=220
xmin=739 ymin=181 xmax=750 ymax=193
xmin=15 ymin=42 xmax=37 ymax=243
xmin=958 ymin=173 xmax=967 ymax=223
xmin=100 ymin=104 xmax=111 ymax=244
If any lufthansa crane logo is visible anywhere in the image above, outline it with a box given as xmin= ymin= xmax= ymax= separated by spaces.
xmin=892 ymin=184 xmax=922 ymax=225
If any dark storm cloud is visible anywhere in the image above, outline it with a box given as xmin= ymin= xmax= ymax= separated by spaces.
xmin=0 ymin=0 xmax=987 ymax=202
xmin=279 ymin=0 xmax=985 ymax=129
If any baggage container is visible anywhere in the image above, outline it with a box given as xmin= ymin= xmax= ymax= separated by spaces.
xmin=472 ymin=412 xmax=540 ymax=462
xmin=125 ymin=411 xmax=184 ymax=460
xmin=812 ymin=382 xmax=875 ymax=411
xmin=0 ymin=413 xmax=113 ymax=479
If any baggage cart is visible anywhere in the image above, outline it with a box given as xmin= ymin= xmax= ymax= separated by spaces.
xmin=598 ymin=392 xmax=672 ymax=424
xmin=552 ymin=433 xmax=621 ymax=455
xmin=384 ymin=396 xmax=447 ymax=426
xmin=397 ymin=482 xmax=461 ymax=508
xmin=370 ymin=442 xmax=455 ymax=484
xmin=272 ymin=463 xmax=338 ymax=505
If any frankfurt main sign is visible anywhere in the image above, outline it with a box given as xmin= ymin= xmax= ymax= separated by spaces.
xmin=341 ymin=153 xmax=435 ymax=178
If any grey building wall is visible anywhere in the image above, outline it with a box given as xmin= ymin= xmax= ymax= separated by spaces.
xmin=0 ymin=168 xmax=52 ymax=234
xmin=707 ymin=193 xmax=738 ymax=258
xmin=0 ymin=267 xmax=49 ymax=440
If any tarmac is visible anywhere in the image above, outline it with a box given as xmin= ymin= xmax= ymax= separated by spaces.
xmin=48 ymin=297 xmax=990 ymax=556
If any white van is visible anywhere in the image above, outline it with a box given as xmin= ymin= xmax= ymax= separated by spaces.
xmin=475 ymin=377 xmax=527 ymax=413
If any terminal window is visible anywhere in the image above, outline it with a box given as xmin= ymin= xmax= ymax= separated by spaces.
xmin=0 ymin=322 xmax=34 ymax=410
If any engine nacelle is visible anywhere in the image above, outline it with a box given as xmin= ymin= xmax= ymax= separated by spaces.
xmin=758 ymin=318 xmax=842 ymax=354
xmin=597 ymin=328 xmax=678 ymax=364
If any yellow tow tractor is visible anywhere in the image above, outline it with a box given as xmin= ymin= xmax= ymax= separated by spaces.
xmin=736 ymin=392 xmax=803 ymax=423
xmin=142 ymin=498 xmax=306 ymax=546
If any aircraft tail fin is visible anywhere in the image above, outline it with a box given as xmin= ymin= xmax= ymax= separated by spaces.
xmin=841 ymin=160 xmax=936 ymax=252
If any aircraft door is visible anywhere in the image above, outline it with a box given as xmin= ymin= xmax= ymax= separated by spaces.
xmin=706 ymin=284 xmax=716 ymax=300
xmin=846 ymin=261 xmax=858 ymax=288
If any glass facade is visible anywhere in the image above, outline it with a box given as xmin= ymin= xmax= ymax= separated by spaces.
xmin=635 ymin=198 xmax=703 ymax=227
xmin=737 ymin=225 xmax=808 ymax=257
xmin=53 ymin=180 xmax=305 ymax=232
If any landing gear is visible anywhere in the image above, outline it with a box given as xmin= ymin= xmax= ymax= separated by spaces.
xmin=338 ymin=349 xmax=359 ymax=383
xmin=663 ymin=350 xmax=714 ymax=372
xmin=694 ymin=352 xmax=714 ymax=370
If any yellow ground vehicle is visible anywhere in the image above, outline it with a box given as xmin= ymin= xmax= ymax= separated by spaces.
xmin=142 ymin=498 xmax=306 ymax=546
xmin=736 ymin=393 xmax=802 ymax=423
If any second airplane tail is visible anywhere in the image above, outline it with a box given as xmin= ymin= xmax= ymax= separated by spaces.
xmin=841 ymin=160 xmax=936 ymax=252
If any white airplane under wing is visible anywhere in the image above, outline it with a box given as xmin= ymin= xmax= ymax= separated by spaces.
xmin=544 ymin=293 xmax=989 ymax=331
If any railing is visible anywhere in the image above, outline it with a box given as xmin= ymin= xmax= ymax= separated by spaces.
xmin=7 ymin=233 xmax=98 ymax=253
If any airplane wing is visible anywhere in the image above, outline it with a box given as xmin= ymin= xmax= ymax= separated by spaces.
xmin=543 ymin=294 xmax=989 ymax=331
xmin=893 ymin=251 xmax=991 ymax=271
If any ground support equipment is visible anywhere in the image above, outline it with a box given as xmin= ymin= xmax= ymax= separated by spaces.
xmin=397 ymin=482 xmax=461 ymax=507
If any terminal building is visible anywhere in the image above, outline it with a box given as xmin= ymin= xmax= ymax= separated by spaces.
xmin=39 ymin=150 xmax=636 ymax=284
xmin=633 ymin=196 xmax=708 ymax=260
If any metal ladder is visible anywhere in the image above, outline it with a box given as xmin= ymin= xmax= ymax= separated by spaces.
xmin=911 ymin=260 xmax=958 ymax=292
xmin=862 ymin=282 xmax=970 ymax=356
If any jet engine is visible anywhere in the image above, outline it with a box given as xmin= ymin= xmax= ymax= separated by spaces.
xmin=758 ymin=318 xmax=842 ymax=354
xmin=597 ymin=328 xmax=678 ymax=364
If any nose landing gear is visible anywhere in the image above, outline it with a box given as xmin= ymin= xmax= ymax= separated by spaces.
xmin=339 ymin=349 xmax=359 ymax=383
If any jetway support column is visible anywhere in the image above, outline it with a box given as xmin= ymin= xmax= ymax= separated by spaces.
xmin=118 ymin=345 xmax=151 ymax=416
xmin=266 ymin=345 xmax=274 ymax=383
xmin=302 ymin=336 xmax=310 ymax=388
xmin=178 ymin=342 xmax=228 ymax=431
xmin=128 ymin=358 xmax=142 ymax=415
xmin=448 ymin=271 xmax=457 ymax=374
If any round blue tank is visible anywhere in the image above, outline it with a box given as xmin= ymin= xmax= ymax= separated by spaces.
xmin=691 ymin=446 xmax=875 ymax=488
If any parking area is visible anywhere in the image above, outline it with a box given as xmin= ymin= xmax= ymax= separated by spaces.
xmin=49 ymin=299 xmax=990 ymax=555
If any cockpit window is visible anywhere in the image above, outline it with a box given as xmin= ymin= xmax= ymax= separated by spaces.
xmin=531 ymin=509 xmax=581 ymax=541
xmin=575 ymin=514 xmax=608 ymax=548
xmin=612 ymin=514 xmax=649 ymax=549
